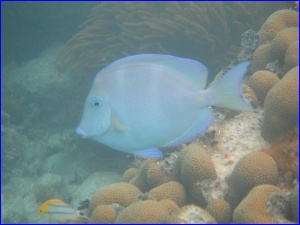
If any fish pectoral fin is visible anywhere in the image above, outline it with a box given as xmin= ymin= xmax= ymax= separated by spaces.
xmin=134 ymin=147 xmax=163 ymax=158
xmin=111 ymin=114 xmax=130 ymax=132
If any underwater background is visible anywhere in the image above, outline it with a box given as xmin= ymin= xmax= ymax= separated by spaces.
xmin=1 ymin=2 xmax=298 ymax=224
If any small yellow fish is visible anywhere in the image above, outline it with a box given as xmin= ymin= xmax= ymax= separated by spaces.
xmin=37 ymin=199 xmax=89 ymax=224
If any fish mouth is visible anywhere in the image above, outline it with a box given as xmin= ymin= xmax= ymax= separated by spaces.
xmin=76 ymin=126 xmax=89 ymax=138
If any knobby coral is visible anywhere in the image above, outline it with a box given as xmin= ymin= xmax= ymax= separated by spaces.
xmin=114 ymin=200 xmax=176 ymax=223
xmin=206 ymin=199 xmax=232 ymax=224
xmin=88 ymin=182 xmax=142 ymax=216
xmin=233 ymin=184 xmax=288 ymax=223
xmin=248 ymin=70 xmax=280 ymax=105
xmin=226 ymin=151 xmax=279 ymax=207
xmin=261 ymin=66 xmax=299 ymax=141
xmin=251 ymin=9 xmax=298 ymax=74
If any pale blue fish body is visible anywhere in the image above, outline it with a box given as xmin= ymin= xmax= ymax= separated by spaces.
xmin=76 ymin=54 xmax=252 ymax=158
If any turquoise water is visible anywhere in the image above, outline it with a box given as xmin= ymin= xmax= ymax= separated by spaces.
xmin=1 ymin=2 xmax=297 ymax=224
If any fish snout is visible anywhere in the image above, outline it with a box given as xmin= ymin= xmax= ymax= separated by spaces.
xmin=76 ymin=126 xmax=89 ymax=138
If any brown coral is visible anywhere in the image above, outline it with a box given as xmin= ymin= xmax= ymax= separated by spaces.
xmin=270 ymin=27 xmax=299 ymax=63
xmin=178 ymin=145 xmax=217 ymax=187
xmin=205 ymin=199 xmax=232 ymax=224
xmin=233 ymin=184 xmax=285 ymax=223
xmin=251 ymin=9 xmax=298 ymax=74
xmin=159 ymin=199 xmax=179 ymax=213
xmin=248 ymin=70 xmax=280 ymax=104
xmin=90 ymin=204 xmax=117 ymax=224
xmin=261 ymin=66 xmax=299 ymax=141
xmin=114 ymin=200 xmax=176 ymax=223
xmin=175 ymin=145 xmax=217 ymax=206
xmin=122 ymin=168 xmax=139 ymax=182
xmin=250 ymin=43 xmax=273 ymax=72
xmin=146 ymin=159 xmax=176 ymax=189
xmin=176 ymin=204 xmax=217 ymax=224
xmin=89 ymin=182 xmax=142 ymax=216
xmin=258 ymin=9 xmax=299 ymax=45
xmin=285 ymin=41 xmax=299 ymax=71
xmin=226 ymin=151 xmax=279 ymax=206
xmin=146 ymin=181 xmax=188 ymax=207
xmin=129 ymin=159 xmax=155 ymax=192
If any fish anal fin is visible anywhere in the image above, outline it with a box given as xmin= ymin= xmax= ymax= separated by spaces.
xmin=162 ymin=108 xmax=214 ymax=147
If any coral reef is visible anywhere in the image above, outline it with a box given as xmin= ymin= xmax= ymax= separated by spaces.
xmin=128 ymin=159 xmax=157 ymax=192
xmin=146 ymin=159 xmax=177 ymax=189
xmin=261 ymin=66 xmax=299 ymax=141
xmin=205 ymin=199 xmax=232 ymax=224
xmin=90 ymin=204 xmax=119 ymax=224
xmin=57 ymin=2 xmax=288 ymax=78
xmin=245 ymin=7 xmax=299 ymax=157
xmin=3 ymin=5 xmax=300 ymax=224
xmin=285 ymin=41 xmax=299 ymax=70
xmin=240 ymin=29 xmax=259 ymax=56
xmin=114 ymin=200 xmax=176 ymax=223
xmin=233 ymin=184 xmax=289 ymax=223
xmin=251 ymin=43 xmax=273 ymax=73
xmin=89 ymin=182 xmax=142 ymax=216
xmin=257 ymin=9 xmax=298 ymax=45
xmin=176 ymin=204 xmax=217 ymax=224
xmin=226 ymin=151 xmax=279 ymax=207
xmin=248 ymin=70 xmax=280 ymax=105
xmin=175 ymin=145 xmax=217 ymax=206
xmin=122 ymin=168 xmax=139 ymax=182
xmin=159 ymin=199 xmax=179 ymax=213
xmin=251 ymin=9 xmax=298 ymax=75
xmin=146 ymin=181 xmax=188 ymax=207
xmin=175 ymin=145 xmax=217 ymax=186
xmin=128 ymin=157 xmax=177 ymax=192
xmin=270 ymin=27 xmax=299 ymax=63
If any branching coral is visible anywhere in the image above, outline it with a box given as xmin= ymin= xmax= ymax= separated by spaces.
xmin=57 ymin=2 xmax=288 ymax=78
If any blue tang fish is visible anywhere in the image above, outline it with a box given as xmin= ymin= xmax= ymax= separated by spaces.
xmin=76 ymin=54 xmax=252 ymax=158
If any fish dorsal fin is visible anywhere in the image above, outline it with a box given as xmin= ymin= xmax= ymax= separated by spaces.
xmin=99 ymin=54 xmax=208 ymax=89
xmin=111 ymin=114 xmax=130 ymax=132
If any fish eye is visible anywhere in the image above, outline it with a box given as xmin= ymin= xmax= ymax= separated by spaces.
xmin=91 ymin=99 xmax=102 ymax=108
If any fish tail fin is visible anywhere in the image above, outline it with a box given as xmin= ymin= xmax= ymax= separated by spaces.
xmin=206 ymin=62 xmax=253 ymax=111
